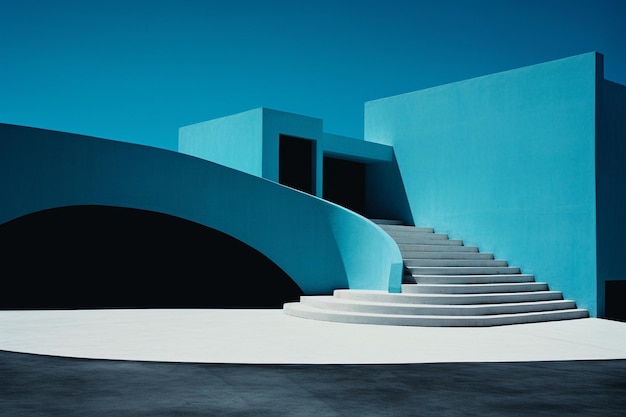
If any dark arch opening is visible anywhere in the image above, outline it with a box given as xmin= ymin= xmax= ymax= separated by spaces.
xmin=0 ymin=205 xmax=303 ymax=309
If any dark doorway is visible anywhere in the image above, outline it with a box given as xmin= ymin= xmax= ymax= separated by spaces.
xmin=323 ymin=157 xmax=366 ymax=215
xmin=0 ymin=205 xmax=303 ymax=309
xmin=605 ymin=281 xmax=626 ymax=321
xmin=279 ymin=135 xmax=315 ymax=194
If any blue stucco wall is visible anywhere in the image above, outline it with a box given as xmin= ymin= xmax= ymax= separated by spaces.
xmin=1 ymin=123 xmax=402 ymax=295
xmin=178 ymin=108 xmax=264 ymax=177
xmin=365 ymin=52 xmax=601 ymax=315
xmin=323 ymin=132 xmax=393 ymax=162
xmin=179 ymin=108 xmax=325 ymax=196
xmin=596 ymin=79 xmax=626 ymax=316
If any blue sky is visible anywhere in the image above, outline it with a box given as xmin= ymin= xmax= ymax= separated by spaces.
xmin=1 ymin=0 xmax=625 ymax=150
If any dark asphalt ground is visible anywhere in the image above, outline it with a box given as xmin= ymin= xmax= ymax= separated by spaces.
xmin=1 ymin=350 xmax=626 ymax=416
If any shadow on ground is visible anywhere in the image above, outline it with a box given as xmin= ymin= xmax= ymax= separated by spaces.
xmin=1 ymin=350 xmax=625 ymax=416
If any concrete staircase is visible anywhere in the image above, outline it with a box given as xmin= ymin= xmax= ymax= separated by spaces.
xmin=283 ymin=220 xmax=589 ymax=327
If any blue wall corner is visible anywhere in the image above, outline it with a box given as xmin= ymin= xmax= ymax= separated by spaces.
xmin=365 ymin=151 xmax=415 ymax=225
xmin=596 ymin=78 xmax=626 ymax=317
xmin=178 ymin=108 xmax=264 ymax=176
xmin=179 ymin=108 xmax=325 ymax=195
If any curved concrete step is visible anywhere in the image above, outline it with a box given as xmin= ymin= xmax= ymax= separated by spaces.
xmin=389 ymin=234 xmax=451 ymax=244
xmin=377 ymin=224 xmax=434 ymax=233
xmin=386 ymin=235 xmax=447 ymax=245
xmin=299 ymin=295 xmax=579 ymax=316
xmin=404 ymin=252 xmax=494 ymax=260
xmin=401 ymin=282 xmax=549 ymax=294
xmin=378 ymin=228 xmax=438 ymax=237
xmin=381 ymin=231 xmax=440 ymax=240
xmin=412 ymin=274 xmax=536 ymax=284
xmin=284 ymin=302 xmax=589 ymax=327
xmin=399 ymin=244 xmax=479 ymax=253
xmin=407 ymin=266 xmax=521 ymax=275
xmin=404 ymin=259 xmax=508 ymax=267
xmin=334 ymin=289 xmax=563 ymax=305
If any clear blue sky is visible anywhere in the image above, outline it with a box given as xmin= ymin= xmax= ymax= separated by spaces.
xmin=1 ymin=0 xmax=625 ymax=150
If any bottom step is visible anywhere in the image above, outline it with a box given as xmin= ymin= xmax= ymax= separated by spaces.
xmin=283 ymin=302 xmax=589 ymax=327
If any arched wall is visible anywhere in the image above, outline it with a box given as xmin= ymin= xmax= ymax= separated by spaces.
xmin=0 ymin=205 xmax=304 ymax=308
xmin=0 ymin=123 xmax=403 ymax=295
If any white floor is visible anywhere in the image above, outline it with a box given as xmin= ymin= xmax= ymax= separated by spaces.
xmin=1 ymin=309 xmax=626 ymax=364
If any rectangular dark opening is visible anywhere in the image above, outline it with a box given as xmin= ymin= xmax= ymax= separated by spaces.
xmin=605 ymin=281 xmax=626 ymax=322
xmin=279 ymin=135 xmax=315 ymax=195
xmin=323 ymin=157 xmax=366 ymax=215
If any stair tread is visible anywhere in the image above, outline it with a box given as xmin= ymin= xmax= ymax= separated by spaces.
xmin=333 ymin=289 xmax=564 ymax=305
xmin=411 ymin=274 xmax=534 ymax=278
xmin=381 ymin=227 xmax=438 ymax=232
xmin=390 ymin=235 xmax=450 ymax=241
xmin=400 ymin=246 xmax=479 ymax=252
xmin=302 ymin=295 xmax=575 ymax=309
xmin=404 ymin=282 xmax=547 ymax=287
xmin=404 ymin=260 xmax=507 ymax=266
xmin=404 ymin=252 xmax=494 ymax=257
xmin=336 ymin=289 xmax=561 ymax=297
xmin=407 ymin=266 xmax=519 ymax=269
xmin=399 ymin=240 xmax=464 ymax=245
xmin=407 ymin=266 xmax=522 ymax=275
xmin=377 ymin=224 xmax=432 ymax=230
xmin=410 ymin=275 xmax=536 ymax=284
xmin=286 ymin=302 xmax=588 ymax=321
xmin=402 ymin=281 xmax=549 ymax=294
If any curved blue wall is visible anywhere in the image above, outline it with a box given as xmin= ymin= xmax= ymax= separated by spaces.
xmin=0 ymin=123 xmax=403 ymax=295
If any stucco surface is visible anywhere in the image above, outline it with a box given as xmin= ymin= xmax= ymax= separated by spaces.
xmin=365 ymin=52 xmax=602 ymax=315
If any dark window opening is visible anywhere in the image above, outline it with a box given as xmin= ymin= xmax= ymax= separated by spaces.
xmin=323 ymin=157 xmax=366 ymax=215
xmin=279 ymin=135 xmax=315 ymax=194
xmin=605 ymin=281 xmax=626 ymax=322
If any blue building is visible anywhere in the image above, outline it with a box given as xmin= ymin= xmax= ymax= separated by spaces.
xmin=1 ymin=52 xmax=624 ymax=325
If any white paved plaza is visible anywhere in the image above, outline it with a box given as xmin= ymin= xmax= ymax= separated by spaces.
xmin=1 ymin=309 xmax=625 ymax=364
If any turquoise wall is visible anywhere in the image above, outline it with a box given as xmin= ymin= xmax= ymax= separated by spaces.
xmin=596 ymin=79 xmax=626 ymax=316
xmin=365 ymin=52 xmax=601 ymax=315
xmin=179 ymin=108 xmax=324 ymax=196
xmin=178 ymin=108 xmax=264 ymax=177
xmin=323 ymin=132 xmax=393 ymax=162
xmin=179 ymin=108 xmax=415 ymax=222
xmin=1 ymin=123 xmax=403 ymax=295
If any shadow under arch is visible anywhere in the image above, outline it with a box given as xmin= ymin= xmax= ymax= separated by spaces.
xmin=1 ymin=123 xmax=403 ymax=298
xmin=0 ymin=205 xmax=303 ymax=309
